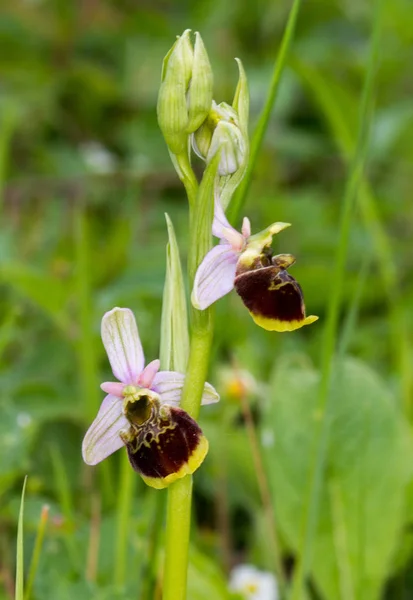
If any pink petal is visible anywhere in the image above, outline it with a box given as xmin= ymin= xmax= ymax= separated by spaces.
xmin=241 ymin=216 xmax=251 ymax=238
xmin=192 ymin=244 xmax=238 ymax=310
xmin=152 ymin=371 xmax=220 ymax=406
xmin=100 ymin=382 xmax=124 ymax=396
xmin=82 ymin=395 xmax=129 ymax=465
xmin=212 ymin=188 xmax=241 ymax=243
xmin=138 ymin=359 xmax=161 ymax=388
xmin=101 ymin=308 xmax=144 ymax=384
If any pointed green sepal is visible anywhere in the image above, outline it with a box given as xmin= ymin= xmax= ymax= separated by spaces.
xmin=186 ymin=32 xmax=213 ymax=133
xmin=232 ymin=58 xmax=249 ymax=137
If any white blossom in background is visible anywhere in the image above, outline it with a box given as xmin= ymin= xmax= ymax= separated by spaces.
xmin=80 ymin=141 xmax=117 ymax=174
xmin=229 ymin=564 xmax=278 ymax=600
xmin=17 ymin=412 xmax=32 ymax=428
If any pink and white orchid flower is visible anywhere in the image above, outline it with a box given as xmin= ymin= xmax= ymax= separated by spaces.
xmin=192 ymin=193 xmax=318 ymax=332
xmin=82 ymin=308 xmax=219 ymax=471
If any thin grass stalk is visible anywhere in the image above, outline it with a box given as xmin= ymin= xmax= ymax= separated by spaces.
xmin=338 ymin=253 xmax=371 ymax=358
xmin=290 ymin=57 xmax=410 ymax=412
xmin=24 ymin=505 xmax=49 ymax=600
xmin=113 ymin=453 xmax=135 ymax=588
xmin=289 ymin=1 xmax=385 ymax=597
xmin=73 ymin=202 xmax=99 ymax=422
xmin=329 ymin=479 xmax=355 ymax=600
xmin=227 ymin=0 xmax=303 ymax=224
xmin=0 ymin=102 xmax=17 ymax=215
xmin=86 ymin=494 xmax=101 ymax=583
xmin=50 ymin=446 xmax=79 ymax=569
xmin=239 ymin=386 xmax=287 ymax=596
xmin=15 ymin=477 xmax=27 ymax=600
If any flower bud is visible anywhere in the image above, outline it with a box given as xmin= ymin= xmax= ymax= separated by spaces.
xmin=157 ymin=30 xmax=213 ymax=156
xmin=192 ymin=101 xmax=247 ymax=176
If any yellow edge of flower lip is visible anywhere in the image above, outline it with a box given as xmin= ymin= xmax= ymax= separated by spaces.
xmin=251 ymin=313 xmax=319 ymax=332
xmin=141 ymin=435 xmax=209 ymax=490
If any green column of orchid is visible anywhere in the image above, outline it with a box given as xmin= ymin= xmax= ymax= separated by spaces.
xmin=157 ymin=30 xmax=249 ymax=600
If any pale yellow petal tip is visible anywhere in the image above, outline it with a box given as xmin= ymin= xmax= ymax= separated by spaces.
xmin=251 ymin=313 xmax=319 ymax=332
xmin=269 ymin=222 xmax=291 ymax=235
xmin=141 ymin=435 xmax=209 ymax=490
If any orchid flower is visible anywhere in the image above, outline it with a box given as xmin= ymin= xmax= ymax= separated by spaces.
xmin=82 ymin=307 xmax=219 ymax=489
xmin=192 ymin=193 xmax=318 ymax=332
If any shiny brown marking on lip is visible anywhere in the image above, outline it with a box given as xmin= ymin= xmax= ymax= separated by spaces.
xmin=234 ymin=266 xmax=306 ymax=323
xmin=121 ymin=406 xmax=208 ymax=488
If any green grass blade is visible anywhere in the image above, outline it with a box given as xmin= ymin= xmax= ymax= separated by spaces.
xmin=24 ymin=505 xmax=49 ymax=600
xmin=0 ymin=101 xmax=18 ymax=215
xmin=15 ymin=476 xmax=27 ymax=600
xmin=289 ymin=0 xmax=385 ymax=597
xmin=113 ymin=453 xmax=136 ymax=588
xmin=227 ymin=0 xmax=302 ymax=224
xmin=50 ymin=445 xmax=79 ymax=569
xmin=73 ymin=203 xmax=100 ymax=422
xmin=338 ymin=253 xmax=371 ymax=359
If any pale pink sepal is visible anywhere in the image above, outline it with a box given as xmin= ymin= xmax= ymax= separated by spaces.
xmin=82 ymin=395 xmax=128 ymax=465
xmin=101 ymin=307 xmax=144 ymax=385
xmin=138 ymin=359 xmax=161 ymax=388
xmin=152 ymin=371 xmax=220 ymax=406
xmin=191 ymin=244 xmax=238 ymax=310
xmin=100 ymin=382 xmax=124 ymax=396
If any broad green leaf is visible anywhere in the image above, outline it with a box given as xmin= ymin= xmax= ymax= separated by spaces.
xmin=263 ymin=356 xmax=412 ymax=600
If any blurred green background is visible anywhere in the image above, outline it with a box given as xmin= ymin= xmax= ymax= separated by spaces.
xmin=1 ymin=0 xmax=413 ymax=598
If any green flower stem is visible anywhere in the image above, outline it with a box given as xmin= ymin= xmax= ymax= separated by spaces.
xmin=163 ymin=476 xmax=194 ymax=600
xmin=227 ymin=0 xmax=303 ymax=224
xmin=289 ymin=1 xmax=384 ymax=598
xmin=162 ymin=156 xmax=219 ymax=600
xmin=174 ymin=151 xmax=199 ymax=209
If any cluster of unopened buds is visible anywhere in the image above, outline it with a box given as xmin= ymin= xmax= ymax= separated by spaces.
xmin=82 ymin=29 xmax=318 ymax=489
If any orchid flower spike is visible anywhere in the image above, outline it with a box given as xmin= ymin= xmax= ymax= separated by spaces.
xmin=82 ymin=308 xmax=219 ymax=489
xmin=191 ymin=192 xmax=318 ymax=332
